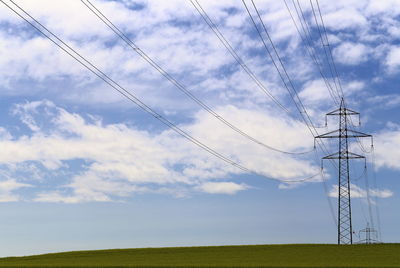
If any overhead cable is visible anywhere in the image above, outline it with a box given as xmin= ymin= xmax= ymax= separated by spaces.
xmin=245 ymin=0 xmax=340 ymax=226
xmin=243 ymin=0 xmax=336 ymax=159
xmin=283 ymin=0 xmax=339 ymax=105
xmin=189 ymin=0 xmax=290 ymax=114
xmin=81 ymin=0 xmax=315 ymax=156
xmin=190 ymin=0 xmax=330 ymax=130
xmin=0 ymin=0 xmax=320 ymax=183
xmin=305 ymin=0 xmax=342 ymax=100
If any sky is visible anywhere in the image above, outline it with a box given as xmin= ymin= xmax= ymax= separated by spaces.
xmin=0 ymin=0 xmax=399 ymax=257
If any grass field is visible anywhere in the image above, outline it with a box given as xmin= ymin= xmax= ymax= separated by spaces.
xmin=0 ymin=244 xmax=399 ymax=268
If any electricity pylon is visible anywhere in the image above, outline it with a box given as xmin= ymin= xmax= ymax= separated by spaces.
xmin=316 ymin=98 xmax=372 ymax=245
xmin=358 ymin=223 xmax=379 ymax=244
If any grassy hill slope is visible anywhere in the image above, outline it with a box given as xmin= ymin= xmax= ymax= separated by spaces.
xmin=0 ymin=244 xmax=399 ymax=267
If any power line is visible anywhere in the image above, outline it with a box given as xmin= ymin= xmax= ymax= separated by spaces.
xmin=293 ymin=0 xmax=369 ymax=174
xmin=283 ymin=0 xmax=358 ymax=166
xmin=310 ymin=0 xmax=373 ymax=160
xmin=308 ymin=0 xmax=381 ymax=243
xmin=190 ymin=0 xmax=291 ymax=115
xmin=371 ymin=147 xmax=382 ymax=240
xmin=282 ymin=0 xmax=378 ymax=243
xmin=293 ymin=0 xmax=340 ymax=104
xmin=350 ymin=164 xmax=368 ymax=231
xmin=81 ymin=0 xmax=315 ymax=156
xmin=306 ymin=0 xmax=342 ymax=100
xmin=314 ymin=0 xmax=344 ymax=99
xmin=242 ymin=0 xmax=314 ymax=135
xmin=350 ymin=163 xmax=371 ymax=229
xmin=245 ymin=0 xmax=338 ymax=164
xmin=291 ymin=0 xmax=367 ymax=155
xmin=364 ymin=163 xmax=375 ymax=231
xmin=320 ymin=164 xmax=338 ymax=227
xmin=353 ymin=180 xmax=369 ymax=225
xmin=242 ymin=0 xmax=339 ymax=163
xmin=283 ymin=0 xmax=339 ymax=106
xmin=310 ymin=0 xmax=378 ymax=230
xmin=316 ymin=98 xmax=372 ymax=244
xmin=0 ymin=0 xmax=320 ymax=184
xmin=190 ymin=0 xmax=331 ymax=132
xmin=304 ymin=0 xmax=372 ymax=168
xmin=308 ymin=0 xmax=366 ymax=154
xmin=352 ymin=164 xmax=367 ymax=182
xmin=243 ymin=0 xmax=339 ymax=227
xmin=348 ymin=133 xmax=375 ymax=235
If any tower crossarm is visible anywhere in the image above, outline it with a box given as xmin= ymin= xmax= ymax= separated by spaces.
xmin=315 ymin=129 xmax=371 ymax=139
xmin=324 ymin=101 xmax=361 ymax=126
xmin=322 ymin=151 xmax=365 ymax=160
xmin=326 ymin=107 xmax=360 ymax=116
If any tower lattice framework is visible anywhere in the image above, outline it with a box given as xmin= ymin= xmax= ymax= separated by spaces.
xmin=316 ymin=98 xmax=371 ymax=245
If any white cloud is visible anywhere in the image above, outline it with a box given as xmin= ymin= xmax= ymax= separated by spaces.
xmin=385 ymin=46 xmax=400 ymax=73
xmin=197 ymin=181 xmax=248 ymax=195
xmin=0 ymin=0 xmax=399 ymax=203
xmin=299 ymin=79 xmax=364 ymax=107
xmin=0 ymin=0 xmax=236 ymax=107
xmin=0 ymin=100 xmax=320 ymax=202
xmin=321 ymin=8 xmax=367 ymax=31
xmin=0 ymin=127 xmax=12 ymax=140
xmin=300 ymin=79 xmax=335 ymax=105
xmin=365 ymin=0 xmax=400 ymax=17
xmin=368 ymin=94 xmax=400 ymax=108
xmin=0 ymin=0 xmax=368 ymax=111
xmin=328 ymin=184 xmax=393 ymax=199
xmin=344 ymin=80 xmax=364 ymax=92
xmin=11 ymin=100 xmax=56 ymax=132
xmin=0 ymin=0 xmax=395 ymax=115
xmin=34 ymin=191 xmax=92 ymax=204
xmin=333 ymin=42 xmax=370 ymax=65
xmin=373 ymin=124 xmax=400 ymax=170
xmin=0 ymin=179 xmax=31 ymax=202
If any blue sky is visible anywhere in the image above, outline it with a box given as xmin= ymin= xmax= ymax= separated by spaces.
xmin=0 ymin=0 xmax=399 ymax=257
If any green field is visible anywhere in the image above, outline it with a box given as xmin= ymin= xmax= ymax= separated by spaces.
xmin=0 ymin=244 xmax=399 ymax=268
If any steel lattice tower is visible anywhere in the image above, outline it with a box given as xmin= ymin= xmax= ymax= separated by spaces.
xmin=316 ymin=98 xmax=371 ymax=244
xmin=358 ymin=223 xmax=379 ymax=244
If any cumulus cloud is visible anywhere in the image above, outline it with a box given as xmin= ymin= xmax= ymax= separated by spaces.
xmin=0 ymin=178 xmax=31 ymax=202
xmin=385 ymin=46 xmax=400 ymax=73
xmin=0 ymin=0 xmax=377 ymax=112
xmin=368 ymin=94 xmax=400 ymax=109
xmin=329 ymin=184 xmax=393 ymax=199
xmin=300 ymin=79 xmax=335 ymax=105
xmin=373 ymin=124 xmax=400 ymax=171
xmin=0 ymin=0 xmax=237 ymax=107
xmin=321 ymin=8 xmax=367 ymax=31
xmin=365 ymin=0 xmax=400 ymax=17
xmin=0 ymin=100 xmax=319 ymax=202
xmin=197 ymin=182 xmax=248 ymax=195
xmin=299 ymin=79 xmax=364 ymax=108
xmin=333 ymin=42 xmax=370 ymax=65
xmin=0 ymin=0 xmax=399 ymax=204
xmin=0 ymin=0 xmax=396 ymax=115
